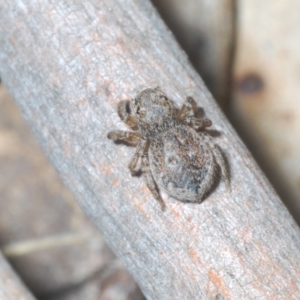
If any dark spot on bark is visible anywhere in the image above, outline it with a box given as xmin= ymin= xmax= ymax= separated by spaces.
xmin=236 ymin=73 xmax=264 ymax=94
xmin=103 ymin=86 xmax=109 ymax=97
xmin=211 ymin=294 xmax=225 ymax=300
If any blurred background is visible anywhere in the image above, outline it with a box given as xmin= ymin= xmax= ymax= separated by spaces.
xmin=1 ymin=0 xmax=300 ymax=299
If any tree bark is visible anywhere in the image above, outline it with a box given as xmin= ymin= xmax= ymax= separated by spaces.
xmin=0 ymin=252 xmax=35 ymax=300
xmin=0 ymin=84 xmax=142 ymax=299
xmin=0 ymin=1 xmax=300 ymax=299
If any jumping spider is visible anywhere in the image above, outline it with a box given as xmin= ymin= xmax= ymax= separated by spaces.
xmin=107 ymin=87 xmax=230 ymax=211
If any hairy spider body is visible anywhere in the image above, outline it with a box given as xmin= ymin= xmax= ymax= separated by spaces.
xmin=149 ymin=125 xmax=215 ymax=202
xmin=107 ymin=87 xmax=230 ymax=210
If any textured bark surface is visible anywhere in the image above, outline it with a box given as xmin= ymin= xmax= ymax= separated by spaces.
xmin=0 ymin=252 xmax=35 ymax=300
xmin=231 ymin=0 xmax=300 ymax=225
xmin=151 ymin=0 xmax=234 ymax=106
xmin=0 ymin=85 xmax=144 ymax=299
xmin=1 ymin=1 xmax=300 ymax=299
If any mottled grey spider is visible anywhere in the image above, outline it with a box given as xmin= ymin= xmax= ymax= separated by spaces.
xmin=108 ymin=87 xmax=230 ymax=210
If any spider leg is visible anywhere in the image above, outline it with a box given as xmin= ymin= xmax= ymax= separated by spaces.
xmin=196 ymin=136 xmax=216 ymax=200
xmin=128 ymin=138 xmax=148 ymax=174
xmin=185 ymin=117 xmax=212 ymax=130
xmin=179 ymin=97 xmax=212 ymax=131
xmin=213 ymin=144 xmax=231 ymax=192
xmin=118 ymin=100 xmax=137 ymax=128
xmin=107 ymin=130 xmax=141 ymax=145
xmin=141 ymin=155 xmax=166 ymax=211
xmin=178 ymin=96 xmax=196 ymax=120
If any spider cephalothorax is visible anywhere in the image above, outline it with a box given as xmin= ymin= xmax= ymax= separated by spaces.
xmin=132 ymin=87 xmax=177 ymax=138
xmin=108 ymin=86 xmax=230 ymax=211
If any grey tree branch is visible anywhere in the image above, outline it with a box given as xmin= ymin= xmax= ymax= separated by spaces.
xmin=0 ymin=1 xmax=300 ymax=299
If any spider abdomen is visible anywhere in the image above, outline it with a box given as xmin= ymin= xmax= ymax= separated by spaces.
xmin=149 ymin=125 xmax=216 ymax=202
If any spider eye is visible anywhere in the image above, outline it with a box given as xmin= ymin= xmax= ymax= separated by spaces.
xmin=139 ymin=109 xmax=146 ymax=118
xmin=159 ymin=95 xmax=169 ymax=104
xmin=136 ymin=107 xmax=146 ymax=118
